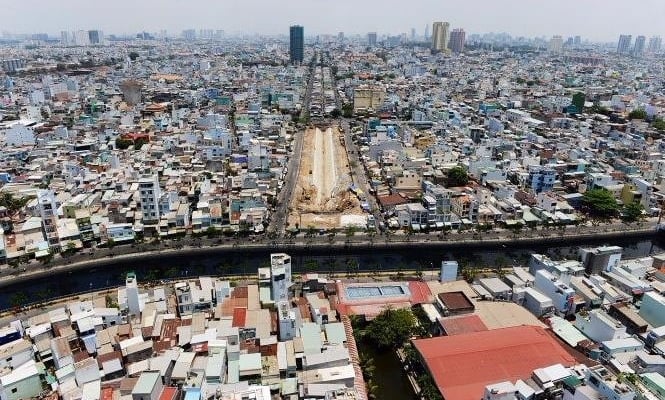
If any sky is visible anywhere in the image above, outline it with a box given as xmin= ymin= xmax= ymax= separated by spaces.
xmin=2 ymin=0 xmax=665 ymax=42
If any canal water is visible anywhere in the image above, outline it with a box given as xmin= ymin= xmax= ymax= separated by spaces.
xmin=356 ymin=339 xmax=418 ymax=400
xmin=1 ymin=236 xmax=664 ymax=310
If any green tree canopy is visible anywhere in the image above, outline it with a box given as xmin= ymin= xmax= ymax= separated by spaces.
xmin=628 ymin=108 xmax=647 ymax=120
xmin=652 ymin=118 xmax=665 ymax=132
xmin=342 ymin=103 xmax=354 ymax=118
xmin=115 ymin=137 xmax=133 ymax=150
xmin=447 ymin=166 xmax=469 ymax=187
xmin=0 ymin=193 xmax=35 ymax=216
xmin=572 ymin=92 xmax=585 ymax=111
xmin=622 ymin=201 xmax=644 ymax=223
xmin=582 ymin=188 xmax=619 ymax=220
xmin=365 ymin=307 xmax=417 ymax=349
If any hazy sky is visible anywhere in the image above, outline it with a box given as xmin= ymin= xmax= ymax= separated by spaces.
xmin=3 ymin=0 xmax=664 ymax=42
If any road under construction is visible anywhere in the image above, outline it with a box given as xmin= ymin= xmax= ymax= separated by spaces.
xmin=288 ymin=125 xmax=365 ymax=229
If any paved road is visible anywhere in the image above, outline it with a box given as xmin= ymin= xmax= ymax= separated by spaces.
xmin=339 ymin=118 xmax=384 ymax=229
xmin=0 ymin=221 xmax=658 ymax=288
xmin=268 ymin=54 xmax=316 ymax=237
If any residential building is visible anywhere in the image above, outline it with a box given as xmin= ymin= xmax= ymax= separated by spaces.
xmin=634 ymin=35 xmax=646 ymax=57
xmin=138 ymin=175 xmax=161 ymax=225
xmin=432 ymin=22 xmax=450 ymax=52
xmin=367 ymin=32 xmax=377 ymax=47
xmin=617 ymin=34 xmax=632 ymax=54
xmin=549 ymin=35 xmax=563 ymax=53
xmin=449 ymin=29 xmax=466 ymax=53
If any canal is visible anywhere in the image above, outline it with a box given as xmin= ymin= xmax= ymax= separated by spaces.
xmin=1 ymin=236 xmax=664 ymax=310
xmin=356 ymin=339 xmax=418 ymax=400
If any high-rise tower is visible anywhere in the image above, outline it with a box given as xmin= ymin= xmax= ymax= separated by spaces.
xmin=289 ymin=25 xmax=304 ymax=64
xmin=450 ymin=29 xmax=466 ymax=53
xmin=617 ymin=35 xmax=632 ymax=54
xmin=432 ymin=22 xmax=450 ymax=53
xmin=367 ymin=32 xmax=377 ymax=47
xmin=634 ymin=35 xmax=646 ymax=57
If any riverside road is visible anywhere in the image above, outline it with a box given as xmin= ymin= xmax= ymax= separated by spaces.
xmin=0 ymin=220 xmax=660 ymax=288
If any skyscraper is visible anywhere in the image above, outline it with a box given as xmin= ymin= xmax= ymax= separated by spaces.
xmin=432 ymin=21 xmax=450 ymax=52
xmin=648 ymin=36 xmax=662 ymax=54
xmin=367 ymin=32 xmax=377 ymax=47
xmin=88 ymin=30 xmax=103 ymax=45
xmin=549 ymin=35 xmax=563 ymax=53
xmin=182 ymin=29 xmax=196 ymax=40
xmin=449 ymin=29 xmax=466 ymax=53
xmin=573 ymin=36 xmax=581 ymax=46
xmin=617 ymin=34 xmax=632 ymax=54
xmin=289 ymin=25 xmax=304 ymax=64
xmin=634 ymin=35 xmax=646 ymax=57
xmin=73 ymin=30 xmax=90 ymax=46
xmin=60 ymin=31 xmax=71 ymax=45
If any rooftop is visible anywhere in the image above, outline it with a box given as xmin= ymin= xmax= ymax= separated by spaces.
xmin=413 ymin=325 xmax=576 ymax=400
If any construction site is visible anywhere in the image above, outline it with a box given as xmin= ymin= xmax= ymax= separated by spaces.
xmin=288 ymin=126 xmax=366 ymax=230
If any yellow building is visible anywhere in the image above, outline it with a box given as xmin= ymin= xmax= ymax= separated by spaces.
xmin=621 ymin=183 xmax=642 ymax=205
xmin=353 ymin=85 xmax=386 ymax=113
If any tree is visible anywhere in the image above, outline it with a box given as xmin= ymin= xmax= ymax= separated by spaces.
xmin=330 ymin=108 xmax=341 ymax=118
xmin=115 ymin=137 xmax=133 ymax=150
xmin=128 ymin=51 xmax=139 ymax=61
xmin=0 ymin=193 xmax=35 ymax=216
xmin=447 ymin=166 xmax=469 ymax=187
xmin=652 ymin=118 xmax=665 ymax=132
xmin=572 ymin=92 xmax=585 ymax=112
xmin=345 ymin=226 xmax=358 ymax=237
xmin=41 ymin=251 xmax=54 ymax=265
xmin=9 ymin=292 xmax=29 ymax=308
xmin=622 ymin=201 xmax=644 ymax=223
xmin=628 ymin=108 xmax=647 ymax=120
xmin=365 ymin=307 xmax=417 ymax=349
xmin=582 ymin=188 xmax=619 ymax=220
xmin=134 ymin=137 xmax=148 ymax=150
xmin=590 ymin=104 xmax=611 ymax=116
xmin=342 ymin=103 xmax=354 ymax=118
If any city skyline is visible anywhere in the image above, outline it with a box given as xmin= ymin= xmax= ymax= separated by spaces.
xmin=2 ymin=0 xmax=665 ymax=42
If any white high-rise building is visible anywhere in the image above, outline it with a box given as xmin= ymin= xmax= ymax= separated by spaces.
xmin=139 ymin=175 xmax=161 ymax=224
xmin=73 ymin=30 xmax=90 ymax=46
xmin=549 ymin=35 xmax=563 ymax=53
xmin=432 ymin=21 xmax=450 ymax=53
xmin=270 ymin=253 xmax=292 ymax=302
xmin=125 ymin=272 xmax=142 ymax=316
xmin=277 ymin=301 xmax=297 ymax=341
xmin=648 ymin=36 xmax=662 ymax=54
xmin=37 ymin=189 xmax=60 ymax=250
xmin=60 ymin=31 xmax=72 ymax=45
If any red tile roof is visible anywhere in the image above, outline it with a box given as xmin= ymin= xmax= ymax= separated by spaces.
xmin=232 ymin=307 xmax=247 ymax=328
xmin=408 ymin=281 xmax=434 ymax=304
xmin=101 ymin=388 xmax=114 ymax=400
xmin=159 ymin=387 xmax=178 ymax=400
xmin=438 ymin=314 xmax=488 ymax=336
xmin=413 ymin=325 xmax=576 ymax=400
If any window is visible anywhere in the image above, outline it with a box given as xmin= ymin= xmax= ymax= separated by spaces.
xmin=11 ymin=388 xmax=17 ymax=393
